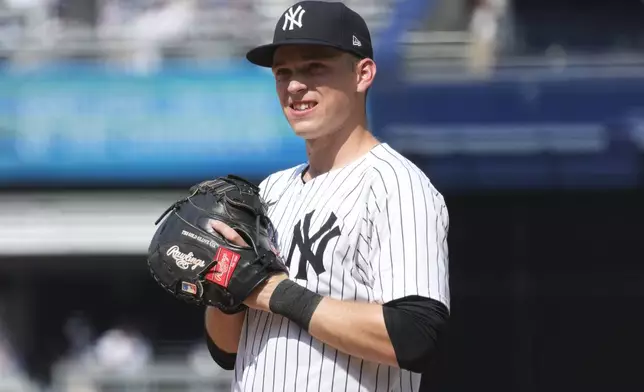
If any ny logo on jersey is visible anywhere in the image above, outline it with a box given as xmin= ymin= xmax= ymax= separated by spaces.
xmin=282 ymin=5 xmax=305 ymax=31
xmin=286 ymin=210 xmax=341 ymax=280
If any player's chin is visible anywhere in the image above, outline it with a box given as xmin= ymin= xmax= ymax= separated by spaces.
xmin=289 ymin=120 xmax=320 ymax=139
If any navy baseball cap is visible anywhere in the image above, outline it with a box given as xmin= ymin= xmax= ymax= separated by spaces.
xmin=246 ymin=1 xmax=373 ymax=67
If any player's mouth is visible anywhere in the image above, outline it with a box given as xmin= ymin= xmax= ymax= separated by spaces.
xmin=288 ymin=101 xmax=318 ymax=116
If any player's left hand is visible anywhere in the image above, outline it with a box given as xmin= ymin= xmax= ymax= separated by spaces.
xmin=210 ymin=220 xmax=289 ymax=311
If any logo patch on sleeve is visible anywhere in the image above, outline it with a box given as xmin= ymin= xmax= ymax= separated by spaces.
xmin=205 ymin=247 xmax=240 ymax=288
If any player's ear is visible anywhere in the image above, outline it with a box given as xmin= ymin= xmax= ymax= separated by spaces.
xmin=355 ymin=58 xmax=376 ymax=94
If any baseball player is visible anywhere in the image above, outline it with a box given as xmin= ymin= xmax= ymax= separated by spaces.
xmin=204 ymin=2 xmax=450 ymax=391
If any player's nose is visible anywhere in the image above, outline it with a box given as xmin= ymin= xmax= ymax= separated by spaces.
xmin=287 ymin=79 xmax=307 ymax=95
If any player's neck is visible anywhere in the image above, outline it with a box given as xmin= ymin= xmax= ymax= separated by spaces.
xmin=302 ymin=122 xmax=379 ymax=182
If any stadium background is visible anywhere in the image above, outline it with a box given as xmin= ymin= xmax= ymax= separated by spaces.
xmin=0 ymin=0 xmax=643 ymax=391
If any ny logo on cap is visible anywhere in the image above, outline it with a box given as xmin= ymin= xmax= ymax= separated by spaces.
xmin=282 ymin=5 xmax=306 ymax=31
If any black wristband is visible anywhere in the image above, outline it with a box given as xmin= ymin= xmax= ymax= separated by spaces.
xmin=269 ymin=279 xmax=323 ymax=332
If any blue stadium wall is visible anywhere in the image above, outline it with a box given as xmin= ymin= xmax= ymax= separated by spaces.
xmin=0 ymin=62 xmax=643 ymax=190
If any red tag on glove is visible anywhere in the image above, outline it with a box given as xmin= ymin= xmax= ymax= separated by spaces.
xmin=205 ymin=247 xmax=240 ymax=288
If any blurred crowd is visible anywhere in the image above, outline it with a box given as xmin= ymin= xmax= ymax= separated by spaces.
xmin=0 ymin=0 xmax=511 ymax=75
xmin=0 ymin=310 xmax=150 ymax=386
xmin=468 ymin=0 xmax=508 ymax=76
xmin=0 ymin=309 xmax=225 ymax=391
xmin=0 ymin=0 xmax=391 ymax=72
xmin=1 ymin=0 xmax=642 ymax=75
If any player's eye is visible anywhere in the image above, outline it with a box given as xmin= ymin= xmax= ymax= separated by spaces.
xmin=273 ymin=68 xmax=291 ymax=81
xmin=306 ymin=63 xmax=326 ymax=74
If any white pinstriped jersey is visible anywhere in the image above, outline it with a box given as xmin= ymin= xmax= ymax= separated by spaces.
xmin=231 ymin=143 xmax=450 ymax=392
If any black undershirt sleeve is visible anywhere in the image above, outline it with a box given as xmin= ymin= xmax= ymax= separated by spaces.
xmin=382 ymin=295 xmax=449 ymax=373
xmin=205 ymin=331 xmax=237 ymax=371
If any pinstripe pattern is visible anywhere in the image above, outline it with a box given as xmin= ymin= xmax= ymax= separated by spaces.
xmin=230 ymin=143 xmax=449 ymax=392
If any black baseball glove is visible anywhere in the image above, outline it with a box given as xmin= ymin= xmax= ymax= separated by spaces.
xmin=147 ymin=175 xmax=288 ymax=314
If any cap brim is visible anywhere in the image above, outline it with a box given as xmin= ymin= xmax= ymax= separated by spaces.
xmin=245 ymin=39 xmax=353 ymax=68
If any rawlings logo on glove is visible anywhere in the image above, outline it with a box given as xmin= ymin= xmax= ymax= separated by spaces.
xmin=166 ymin=245 xmax=207 ymax=270
xmin=146 ymin=174 xmax=288 ymax=313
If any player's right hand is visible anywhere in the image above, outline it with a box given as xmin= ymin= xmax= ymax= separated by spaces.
xmin=209 ymin=220 xmax=249 ymax=247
